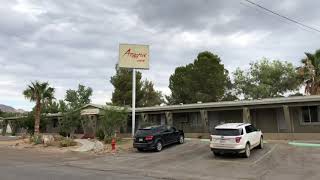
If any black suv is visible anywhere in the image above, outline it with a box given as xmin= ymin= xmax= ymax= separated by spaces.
xmin=133 ymin=125 xmax=184 ymax=152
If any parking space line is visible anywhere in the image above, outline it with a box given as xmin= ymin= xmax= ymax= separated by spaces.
xmin=209 ymin=144 xmax=277 ymax=165
xmin=252 ymin=144 xmax=277 ymax=165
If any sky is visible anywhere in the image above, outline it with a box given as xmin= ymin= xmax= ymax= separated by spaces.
xmin=1 ymin=0 xmax=320 ymax=111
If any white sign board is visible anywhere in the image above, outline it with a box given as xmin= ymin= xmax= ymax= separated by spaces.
xmin=118 ymin=44 xmax=149 ymax=69
xmin=80 ymin=108 xmax=100 ymax=115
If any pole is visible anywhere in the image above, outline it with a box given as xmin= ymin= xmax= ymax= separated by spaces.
xmin=132 ymin=68 xmax=136 ymax=137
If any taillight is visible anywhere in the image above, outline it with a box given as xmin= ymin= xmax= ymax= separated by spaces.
xmin=235 ymin=137 xmax=241 ymax=143
xmin=145 ymin=136 xmax=154 ymax=141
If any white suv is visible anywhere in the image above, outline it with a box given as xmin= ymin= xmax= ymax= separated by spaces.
xmin=210 ymin=123 xmax=263 ymax=158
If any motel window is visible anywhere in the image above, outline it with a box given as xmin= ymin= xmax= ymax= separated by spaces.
xmin=302 ymin=106 xmax=320 ymax=123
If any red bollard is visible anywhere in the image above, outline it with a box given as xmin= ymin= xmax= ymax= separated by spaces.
xmin=111 ymin=138 xmax=116 ymax=153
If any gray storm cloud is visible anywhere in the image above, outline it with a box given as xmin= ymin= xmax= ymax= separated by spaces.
xmin=0 ymin=0 xmax=320 ymax=110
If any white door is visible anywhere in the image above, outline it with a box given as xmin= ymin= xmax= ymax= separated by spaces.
xmin=245 ymin=125 xmax=256 ymax=146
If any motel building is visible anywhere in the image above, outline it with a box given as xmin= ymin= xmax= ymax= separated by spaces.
xmin=2 ymin=95 xmax=320 ymax=140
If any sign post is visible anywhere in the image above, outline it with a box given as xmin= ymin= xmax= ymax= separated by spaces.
xmin=132 ymin=68 xmax=136 ymax=137
xmin=118 ymin=44 xmax=149 ymax=137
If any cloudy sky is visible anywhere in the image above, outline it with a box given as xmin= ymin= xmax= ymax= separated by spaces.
xmin=1 ymin=0 xmax=320 ymax=110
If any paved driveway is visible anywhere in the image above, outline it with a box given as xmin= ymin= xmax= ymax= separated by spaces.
xmin=1 ymin=140 xmax=320 ymax=180
xmin=66 ymin=140 xmax=320 ymax=180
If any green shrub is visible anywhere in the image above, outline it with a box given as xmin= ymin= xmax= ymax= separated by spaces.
xmin=58 ymin=130 xmax=68 ymax=137
xmin=53 ymin=135 xmax=64 ymax=141
xmin=59 ymin=138 xmax=77 ymax=147
xmin=104 ymin=136 xmax=113 ymax=144
xmin=30 ymin=135 xmax=42 ymax=145
xmin=103 ymin=136 xmax=122 ymax=144
xmin=95 ymin=129 xmax=105 ymax=141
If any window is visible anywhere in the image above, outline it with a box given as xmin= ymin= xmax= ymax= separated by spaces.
xmin=302 ymin=106 xmax=320 ymax=123
xmin=245 ymin=125 xmax=254 ymax=133
xmin=212 ymin=129 xmax=242 ymax=136
xmin=250 ymin=125 xmax=258 ymax=131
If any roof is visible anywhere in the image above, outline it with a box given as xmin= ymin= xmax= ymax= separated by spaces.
xmin=134 ymin=95 xmax=320 ymax=112
xmin=215 ymin=123 xmax=249 ymax=129
xmin=81 ymin=104 xmax=105 ymax=110
xmin=139 ymin=125 xmax=164 ymax=129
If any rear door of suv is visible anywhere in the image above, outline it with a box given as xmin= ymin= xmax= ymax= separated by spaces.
xmin=211 ymin=128 xmax=243 ymax=148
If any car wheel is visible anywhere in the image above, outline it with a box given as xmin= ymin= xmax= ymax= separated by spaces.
xmin=258 ymin=137 xmax=263 ymax=149
xmin=178 ymin=135 xmax=184 ymax=144
xmin=243 ymin=143 xmax=250 ymax=158
xmin=155 ymin=141 xmax=163 ymax=152
xmin=213 ymin=152 xmax=220 ymax=156
xmin=137 ymin=148 xmax=144 ymax=152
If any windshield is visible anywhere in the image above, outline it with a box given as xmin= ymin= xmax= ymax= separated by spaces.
xmin=212 ymin=129 xmax=242 ymax=136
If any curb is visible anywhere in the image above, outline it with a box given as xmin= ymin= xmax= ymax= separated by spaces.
xmin=288 ymin=141 xmax=320 ymax=147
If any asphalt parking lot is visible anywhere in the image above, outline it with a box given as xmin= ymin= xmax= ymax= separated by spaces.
xmin=1 ymin=139 xmax=320 ymax=180
xmin=66 ymin=140 xmax=320 ymax=180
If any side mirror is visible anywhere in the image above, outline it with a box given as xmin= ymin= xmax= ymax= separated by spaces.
xmin=257 ymin=128 xmax=261 ymax=131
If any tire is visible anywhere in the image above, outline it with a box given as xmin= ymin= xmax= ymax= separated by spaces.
xmin=155 ymin=141 xmax=163 ymax=152
xmin=137 ymin=148 xmax=144 ymax=152
xmin=213 ymin=152 xmax=220 ymax=156
xmin=243 ymin=143 xmax=250 ymax=158
xmin=178 ymin=135 xmax=184 ymax=144
xmin=258 ymin=137 xmax=264 ymax=149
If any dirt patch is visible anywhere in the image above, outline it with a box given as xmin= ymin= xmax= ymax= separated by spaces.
xmin=0 ymin=137 xmax=134 ymax=155
xmin=0 ymin=137 xmax=81 ymax=153
xmin=95 ymin=139 xmax=134 ymax=154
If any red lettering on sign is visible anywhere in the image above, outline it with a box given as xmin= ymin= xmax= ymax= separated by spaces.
xmin=123 ymin=48 xmax=147 ymax=60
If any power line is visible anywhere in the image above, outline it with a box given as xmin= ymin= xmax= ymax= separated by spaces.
xmin=243 ymin=0 xmax=320 ymax=33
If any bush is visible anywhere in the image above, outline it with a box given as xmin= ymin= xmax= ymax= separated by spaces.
xmin=59 ymin=138 xmax=77 ymax=147
xmin=58 ymin=130 xmax=69 ymax=137
xmin=95 ymin=129 xmax=105 ymax=141
xmin=99 ymin=106 xmax=127 ymax=143
xmin=59 ymin=111 xmax=81 ymax=137
xmin=30 ymin=135 xmax=42 ymax=145
xmin=53 ymin=135 xmax=65 ymax=141
xmin=104 ymin=136 xmax=113 ymax=144
xmin=103 ymin=136 xmax=122 ymax=144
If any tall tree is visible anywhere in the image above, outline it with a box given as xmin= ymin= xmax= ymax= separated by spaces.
xmin=233 ymin=58 xmax=301 ymax=99
xmin=58 ymin=100 xmax=68 ymax=113
xmin=297 ymin=49 xmax=320 ymax=95
xmin=65 ymin=84 xmax=93 ymax=110
xmin=110 ymin=66 xmax=144 ymax=107
xmin=141 ymin=80 xmax=164 ymax=106
xmin=23 ymin=81 xmax=55 ymax=134
xmin=42 ymin=100 xmax=60 ymax=114
xmin=167 ymin=51 xmax=230 ymax=104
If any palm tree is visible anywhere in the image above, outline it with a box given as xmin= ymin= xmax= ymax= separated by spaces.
xmin=298 ymin=49 xmax=320 ymax=95
xmin=23 ymin=81 xmax=55 ymax=134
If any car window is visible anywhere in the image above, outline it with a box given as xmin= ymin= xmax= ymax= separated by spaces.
xmin=158 ymin=126 xmax=166 ymax=132
xmin=136 ymin=129 xmax=154 ymax=136
xmin=250 ymin=125 xmax=257 ymax=131
xmin=213 ymin=129 xmax=242 ymax=136
xmin=245 ymin=125 xmax=254 ymax=133
xmin=170 ymin=127 xmax=176 ymax=132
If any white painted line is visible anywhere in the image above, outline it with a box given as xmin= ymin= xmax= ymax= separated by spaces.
xmin=211 ymin=144 xmax=277 ymax=165
xmin=252 ymin=144 xmax=277 ymax=165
